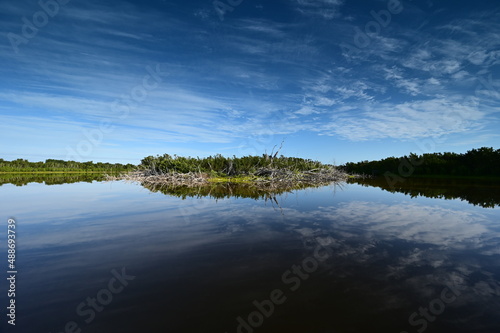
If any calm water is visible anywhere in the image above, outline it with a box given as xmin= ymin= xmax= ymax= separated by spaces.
xmin=1 ymin=176 xmax=500 ymax=332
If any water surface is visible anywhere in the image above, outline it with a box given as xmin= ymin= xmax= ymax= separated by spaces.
xmin=1 ymin=177 xmax=499 ymax=332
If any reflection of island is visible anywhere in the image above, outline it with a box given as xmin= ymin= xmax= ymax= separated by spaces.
xmin=0 ymin=173 xmax=106 ymax=186
xmin=141 ymin=181 xmax=331 ymax=200
xmin=348 ymin=177 xmax=500 ymax=208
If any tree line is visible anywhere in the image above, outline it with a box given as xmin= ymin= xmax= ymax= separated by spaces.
xmin=0 ymin=158 xmax=135 ymax=173
xmin=342 ymin=147 xmax=500 ymax=178
xmin=140 ymin=153 xmax=330 ymax=176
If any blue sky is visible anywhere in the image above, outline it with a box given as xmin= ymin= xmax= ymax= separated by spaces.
xmin=1 ymin=0 xmax=499 ymax=164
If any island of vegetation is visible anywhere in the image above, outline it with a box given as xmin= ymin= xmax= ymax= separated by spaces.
xmin=104 ymin=148 xmax=348 ymax=191
xmin=110 ymin=153 xmax=349 ymax=191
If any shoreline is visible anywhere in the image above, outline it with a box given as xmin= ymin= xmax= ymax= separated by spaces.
xmin=356 ymin=174 xmax=500 ymax=182
xmin=0 ymin=171 xmax=120 ymax=174
xmin=107 ymin=168 xmax=351 ymax=189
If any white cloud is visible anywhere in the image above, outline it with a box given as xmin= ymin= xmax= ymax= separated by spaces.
xmin=314 ymin=97 xmax=337 ymax=106
xmin=295 ymin=0 xmax=344 ymax=19
xmin=295 ymin=106 xmax=317 ymax=115
xmin=428 ymin=78 xmax=440 ymax=85
xmin=383 ymin=67 xmax=423 ymax=96
xmin=318 ymin=98 xmax=485 ymax=141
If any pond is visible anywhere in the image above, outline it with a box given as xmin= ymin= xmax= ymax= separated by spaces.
xmin=1 ymin=175 xmax=500 ymax=332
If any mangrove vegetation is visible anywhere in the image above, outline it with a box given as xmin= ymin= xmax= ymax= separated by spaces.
xmin=111 ymin=153 xmax=349 ymax=189
xmin=0 ymin=158 xmax=135 ymax=173
xmin=342 ymin=147 xmax=500 ymax=178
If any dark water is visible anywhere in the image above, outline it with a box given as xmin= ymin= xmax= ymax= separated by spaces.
xmin=1 ymin=176 xmax=500 ymax=333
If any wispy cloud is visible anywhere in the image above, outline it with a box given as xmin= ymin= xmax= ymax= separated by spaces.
xmin=1 ymin=0 xmax=499 ymax=162
xmin=296 ymin=0 xmax=344 ymax=19
xmin=319 ymin=98 xmax=486 ymax=141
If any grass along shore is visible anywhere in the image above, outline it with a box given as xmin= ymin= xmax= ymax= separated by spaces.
xmin=0 ymin=171 xmax=114 ymax=174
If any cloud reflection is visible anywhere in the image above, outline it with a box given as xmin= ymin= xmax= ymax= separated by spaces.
xmin=3 ymin=181 xmax=500 ymax=332
xmin=322 ymin=201 xmax=489 ymax=247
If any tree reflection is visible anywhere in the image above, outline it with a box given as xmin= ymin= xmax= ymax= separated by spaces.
xmin=140 ymin=181 xmax=327 ymax=200
xmin=349 ymin=177 xmax=500 ymax=208
xmin=0 ymin=173 xmax=107 ymax=186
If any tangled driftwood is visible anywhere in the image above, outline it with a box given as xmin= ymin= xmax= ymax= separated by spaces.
xmin=107 ymin=166 xmax=348 ymax=190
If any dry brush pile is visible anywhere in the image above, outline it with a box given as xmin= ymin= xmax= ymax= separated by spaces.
xmin=108 ymin=164 xmax=348 ymax=190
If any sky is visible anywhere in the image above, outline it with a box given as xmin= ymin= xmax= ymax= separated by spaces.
xmin=1 ymin=0 xmax=499 ymax=165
